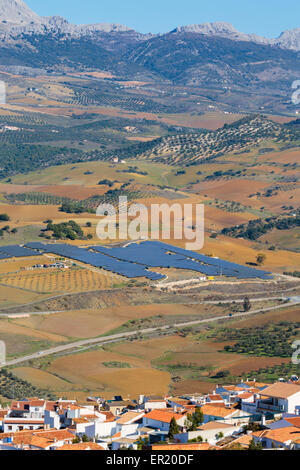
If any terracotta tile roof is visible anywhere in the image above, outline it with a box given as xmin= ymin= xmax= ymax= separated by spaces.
xmin=253 ymin=426 xmax=300 ymax=443
xmin=34 ymin=429 xmax=75 ymax=441
xmin=100 ymin=411 xmax=115 ymax=422
xmin=58 ymin=443 xmax=105 ymax=451
xmin=144 ymin=410 xmax=185 ymax=424
xmin=151 ymin=443 xmax=211 ymax=451
xmin=206 ymin=394 xmax=223 ymax=401
xmin=260 ymin=383 xmax=300 ymax=399
xmin=233 ymin=435 xmax=253 ymax=446
xmin=116 ymin=411 xmax=144 ymax=425
xmin=0 ymin=428 xmax=75 ymax=446
xmin=285 ymin=417 xmax=300 ymax=428
xmin=62 ymin=404 xmax=81 ymax=410
xmin=222 ymin=434 xmax=252 ymax=449
xmin=200 ymin=405 xmax=237 ymax=418
xmin=28 ymin=400 xmax=46 ymax=407
xmin=73 ymin=417 xmax=93 ymax=424
xmin=45 ymin=402 xmax=59 ymax=412
xmin=169 ymin=399 xmax=191 ymax=405
xmin=0 ymin=410 xmax=8 ymax=419
xmin=240 ymin=381 xmax=269 ymax=388
xmin=198 ymin=421 xmax=235 ymax=431
xmin=237 ymin=392 xmax=254 ymax=399
xmin=28 ymin=436 xmax=53 ymax=449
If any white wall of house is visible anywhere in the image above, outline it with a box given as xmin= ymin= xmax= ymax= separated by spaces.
xmin=3 ymin=420 xmax=44 ymax=433
xmin=116 ymin=423 xmax=140 ymax=437
xmin=144 ymin=401 xmax=167 ymax=411
xmin=174 ymin=425 xmax=238 ymax=445
xmin=85 ymin=420 xmax=117 ymax=439
xmin=44 ymin=410 xmax=60 ymax=430
xmin=253 ymin=435 xmax=291 ymax=450
xmin=142 ymin=416 xmax=185 ymax=431
xmin=111 ymin=441 xmax=138 ymax=450
xmin=203 ymin=411 xmax=251 ymax=425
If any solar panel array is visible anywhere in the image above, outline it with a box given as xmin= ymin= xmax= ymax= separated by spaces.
xmin=25 ymin=242 xmax=164 ymax=280
xmin=90 ymin=241 xmax=273 ymax=280
xmin=0 ymin=245 xmax=42 ymax=259
xmin=0 ymin=242 xmax=272 ymax=281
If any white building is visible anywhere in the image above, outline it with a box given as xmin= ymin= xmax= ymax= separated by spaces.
xmin=256 ymin=383 xmax=300 ymax=414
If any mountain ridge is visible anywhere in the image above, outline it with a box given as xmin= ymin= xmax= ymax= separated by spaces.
xmin=0 ymin=0 xmax=300 ymax=50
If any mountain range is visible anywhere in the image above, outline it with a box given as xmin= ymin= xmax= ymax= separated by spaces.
xmin=0 ymin=0 xmax=300 ymax=109
xmin=1 ymin=0 xmax=300 ymax=50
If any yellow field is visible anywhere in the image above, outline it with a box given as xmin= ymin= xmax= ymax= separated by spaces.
xmin=0 ymin=284 xmax=48 ymax=307
xmin=11 ymin=303 xmax=204 ymax=339
xmin=0 ymin=256 xmax=48 ymax=274
xmin=48 ymin=348 xmax=171 ymax=398
xmin=0 ymin=267 xmax=117 ymax=294
xmin=0 ymin=318 xmax=67 ymax=343
xmin=13 ymin=367 xmax=77 ymax=391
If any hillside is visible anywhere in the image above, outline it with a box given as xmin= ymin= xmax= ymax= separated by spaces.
xmin=0 ymin=1 xmax=299 ymax=115
xmin=122 ymin=116 xmax=300 ymax=166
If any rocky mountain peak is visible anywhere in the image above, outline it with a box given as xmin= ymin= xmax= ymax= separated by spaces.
xmin=0 ymin=0 xmax=41 ymax=24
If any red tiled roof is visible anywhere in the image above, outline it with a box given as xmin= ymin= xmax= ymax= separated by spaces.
xmin=144 ymin=410 xmax=185 ymax=424
xmin=151 ymin=443 xmax=211 ymax=451
xmin=57 ymin=443 xmax=105 ymax=451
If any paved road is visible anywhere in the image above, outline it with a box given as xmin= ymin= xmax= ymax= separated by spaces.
xmin=1 ymin=297 xmax=299 ymax=368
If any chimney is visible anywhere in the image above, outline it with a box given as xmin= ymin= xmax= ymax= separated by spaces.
xmin=261 ymin=415 xmax=266 ymax=427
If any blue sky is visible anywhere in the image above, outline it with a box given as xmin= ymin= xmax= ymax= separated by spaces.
xmin=26 ymin=0 xmax=300 ymax=37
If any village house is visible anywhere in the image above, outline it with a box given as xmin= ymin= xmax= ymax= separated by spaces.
xmin=141 ymin=395 xmax=167 ymax=411
xmin=174 ymin=421 xmax=239 ymax=445
xmin=142 ymin=410 xmax=187 ymax=431
xmin=255 ymin=383 xmax=300 ymax=415
xmin=0 ymin=379 xmax=299 ymax=451
xmin=200 ymin=404 xmax=251 ymax=425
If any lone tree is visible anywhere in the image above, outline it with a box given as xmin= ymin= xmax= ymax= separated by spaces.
xmin=243 ymin=296 xmax=251 ymax=312
xmin=248 ymin=438 xmax=263 ymax=450
xmin=185 ymin=407 xmax=204 ymax=431
xmin=168 ymin=417 xmax=179 ymax=440
xmin=256 ymin=253 xmax=266 ymax=266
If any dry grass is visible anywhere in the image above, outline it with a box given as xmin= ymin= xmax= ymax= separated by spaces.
xmin=0 ymin=284 xmax=47 ymax=307
xmin=48 ymin=349 xmax=170 ymax=398
xmin=0 ymin=319 xmax=66 ymax=342
xmin=12 ymin=367 xmax=76 ymax=391
xmin=11 ymin=303 xmax=202 ymax=339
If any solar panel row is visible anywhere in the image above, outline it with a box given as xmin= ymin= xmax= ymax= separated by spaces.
xmin=0 ymin=242 xmax=273 ymax=281
xmin=90 ymin=241 xmax=273 ymax=280
xmin=0 ymin=245 xmax=42 ymax=259
xmin=25 ymin=242 xmax=165 ymax=280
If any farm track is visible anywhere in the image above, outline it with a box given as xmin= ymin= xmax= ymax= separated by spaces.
xmin=1 ymin=281 xmax=299 ymax=314
xmin=2 ymin=297 xmax=300 ymax=368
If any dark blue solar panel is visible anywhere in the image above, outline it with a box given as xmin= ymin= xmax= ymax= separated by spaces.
xmin=23 ymin=241 xmax=273 ymax=281
xmin=90 ymin=241 xmax=273 ymax=280
xmin=0 ymin=245 xmax=42 ymax=259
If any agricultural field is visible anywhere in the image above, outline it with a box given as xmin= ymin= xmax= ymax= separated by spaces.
xmin=13 ymin=303 xmax=298 ymax=399
xmin=0 ymin=266 xmax=119 ymax=294
xmin=0 ymin=69 xmax=299 ymax=402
